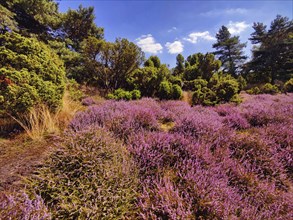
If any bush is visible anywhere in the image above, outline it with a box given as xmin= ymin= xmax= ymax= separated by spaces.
xmin=191 ymin=75 xmax=240 ymax=106
xmin=214 ymin=78 xmax=239 ymax=102
xmin=131 ymin=89 xmax=141 ymax=100
xmin=192 ymin=87 xmax=217 ymax=106
xmin=284 ymin=78 xmax=293 ymax=93
xmin=0 ymin=32 xmax=65 ymax=116
xmin=107 ymin=88 xmax=132 ymax=100
xmin=237 ymin=75 xmax=247 ymax=91
xmin=246 ymin=86 xmax=261 ymax=95
xmin=157 ymin=81 xmax=172 ymax=100
xmin=261 ymin=83 xmax=279 ymax=94
xmin=171 ymin=84 xmax=182 ymax=99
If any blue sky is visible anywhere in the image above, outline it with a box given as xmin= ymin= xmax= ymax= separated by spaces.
xmin=57 ymin=0 xmax=293 ymax=67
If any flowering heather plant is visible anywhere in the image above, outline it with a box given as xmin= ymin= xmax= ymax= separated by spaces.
xmin=22 ymin=93 xmax=293 ymax=219
xmin=240 ymin=93 xmax=293 ymax=127
xmin=29 ymin=127 xmax=139 ymax=219
xmin=81 ymin=97 xmax=96 ymax=106
xmin=0 ymin=191 xmax=51 ymax=220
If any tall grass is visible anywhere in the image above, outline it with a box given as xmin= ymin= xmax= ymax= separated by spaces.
xmin=9 ymin=91 xmax=82 ymax=140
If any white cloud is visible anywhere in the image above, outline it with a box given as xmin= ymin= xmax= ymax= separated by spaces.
xmin=200 ymin=8 xmax=248 ymax=16
xmin=136 ymin=34 xmax=163 ymax=54
xmin=227 ymin=21 xmax=249 ymax=34
xmin=165 ymin=41 xmax=184 ymax=54
xmin=184 ymin=31 xmax=215 ymax=44
xmin=168 ymin=27 xmax=177 ymax=33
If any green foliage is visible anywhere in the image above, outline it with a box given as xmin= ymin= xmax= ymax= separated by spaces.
xmin=261 ymin=83 xmax=280 ymax=94
xmin=131 ymin=89 xmax=141 ymax=100
xmin=237 ymin=75 xmax=247 ymax=91
xmin=0 ymin=32 xmax=65 ymax=115
xmin=157 ymin=81 xmax=182 ymax=100
xmin=247 ymin=15 xmax=293 ymax=84
xmin=246 ymin=86 xmax=261 ymax=95
xmin=169 ymin=75 xmax=183 ymax=86
xmin=192 ymin=86 xmax=217 ymax=106
xmin=158 ymin=81 xmax=172 ymax=100
xmin=4 ymin=0 xmax=61 ymax=37
xmin=80 ymin=37 xmax=144 ymax=89
xmin=29 ymin=128 xmax=139 ymax=219
xmin=191 ymin=74 xmax=240 ymax=106
xmin=0 ymin=5 xmax=18 ymax=34
xmin=127 ymin=62 xmax=170 ymax=98
xmin=183 ymin=53 xmax=221 ymax=81
xmin=173 ymin=54 xmax=185 ymax=76
xmin=62 ymin=5 xmax=104 ymax=51
xmin=107 ymin=88 xmax=141 ymax=100
xmin=213 ymin=26 xmax=247 ymax=77
xmin=144 ymin=56 xmax=161 ymax=68
xmin=171 ymin=84 xmax=183 ymax=99
xmin=66 ymin=79 xmax=83 ymax=101
xmin=284 ymin=78 xmax=293 ymax=93
xmin=214 ymin=77 xmax=240 ymax=102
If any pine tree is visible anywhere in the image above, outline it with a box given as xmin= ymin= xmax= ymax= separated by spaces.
xmin=213 ymin=26 xmax=247 ymax=77
xmin=248 ymin=15 xmax=293 ymax=84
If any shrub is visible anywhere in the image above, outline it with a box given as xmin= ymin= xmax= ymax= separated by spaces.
xmin=261 ymin=83 xmax=279 ymax=94
xmin=0 ymin=32 xmax=65 ymax=116
xmin=284 ymin=78 xmax=293 ymax=93
xmin=171 ymin=84 xmax=182 ymax=100
xmin=237 ymin=75 xmax=247 ymax=91
xmin=192 ymin=87 xmax=217 ymax=106
xmin=106 ymin=88 xmax=132 ymax=100
xmin=157 ymin=81 xmax=172 ymax=100
xmin=131 ymin=89 xmax=141 ymax=100
xmin=246 ymin=86 xmax=260 ymax=95
xmin=213 ymin=78 xmax=240 ymax=102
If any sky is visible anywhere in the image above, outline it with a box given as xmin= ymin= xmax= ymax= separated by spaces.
xmin=56 ymin=0 xmax=293 ymax=67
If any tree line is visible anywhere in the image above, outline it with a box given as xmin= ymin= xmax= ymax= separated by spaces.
xmin=0 ymin=0 xmax=292 ymax=116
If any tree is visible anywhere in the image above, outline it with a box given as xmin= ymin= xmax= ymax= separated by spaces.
xmin=247 ymin=15 xmax=293 ymax=84
xmin=62 ymin=5 xmax=104 ymax=51
xmin=0 ymin=5 xmax=18 ymax=34
xmin=0 ymin=32 xmax=65 ymax=116
xmin=144 ymin=55 xmax=161 ymax=68
xmin=173 ymin=54 xmax=185 ymax=76
xmin=2 ymin=0 xmax=61 ymax=37
xmin=80 ymin=37 xmax=144 ymax=90
xmin=183 ymin=53 xmax=221 ymax=81
xmin=213 ymin=26 xmax=247 ymax=77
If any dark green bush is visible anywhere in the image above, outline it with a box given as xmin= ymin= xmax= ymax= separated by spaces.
xmin=131 ymin=89 xmax=141 ymax=100
xmin=246 ymin=86 xmax=261 ymax=95
xmin=0 ymin=32 xmax=65 ymax=116
xmin=237 ymin=75 xmax=247 ymax=91
xmin=171 ymin=84 xmax=183 ymax=100
xmin=192 ymin=87 xmax=217 ymax=106
xmin=214 ymin=78 xmax=239 ymax=102
xmin=261 ymin=83 xmax=279 ymax=94
xmin=284 ymin=78 xmax=293 ymax=93
xmin=191 ymin=74 xmax=240 ymax=106
xmin=157 ymin=81 xmax=172 ymax=100
xmin=107 ymin=88 xmax=140 ymax=100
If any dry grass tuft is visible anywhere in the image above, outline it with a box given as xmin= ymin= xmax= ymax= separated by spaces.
xmin=9 ymin=91 xmax=83 ymax=141
xmin=182 ymin=91 xmax=193 ymax=105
